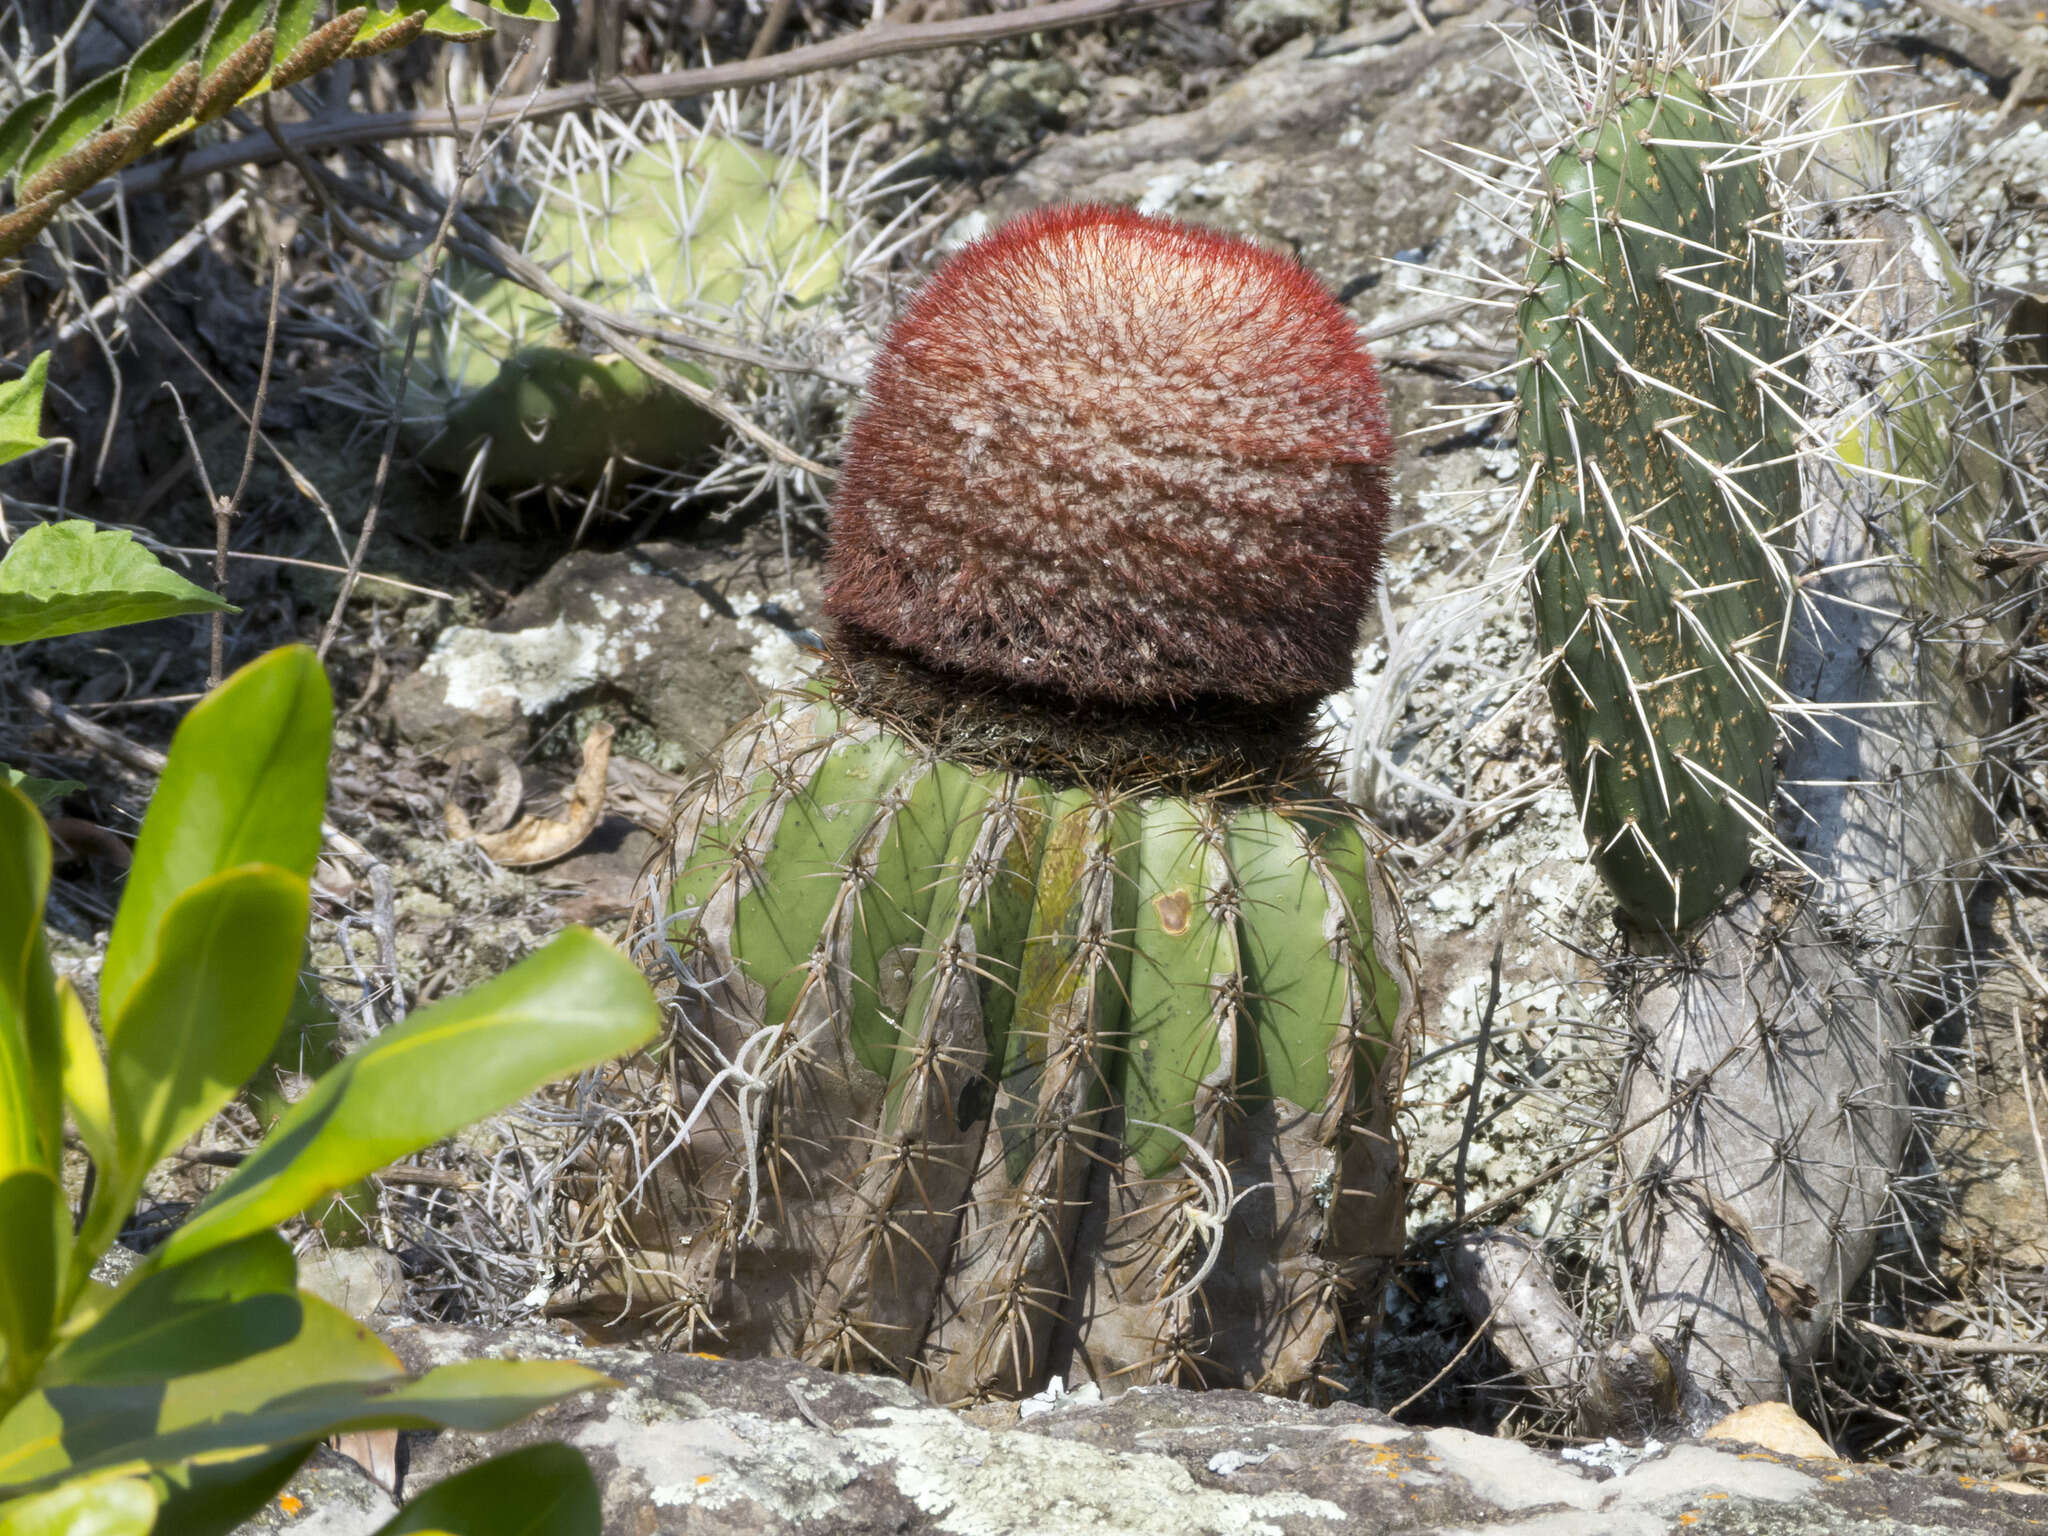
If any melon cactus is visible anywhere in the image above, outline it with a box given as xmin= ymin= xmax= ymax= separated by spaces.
xmin=629 ymin=205 xmax=1414 ymax=1404
xmin=1517 ymin=68 xmax=1803 ymax=929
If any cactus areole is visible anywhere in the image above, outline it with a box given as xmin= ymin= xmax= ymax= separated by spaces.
xmin=633 ymin=205 xmax=1413 ymax=1405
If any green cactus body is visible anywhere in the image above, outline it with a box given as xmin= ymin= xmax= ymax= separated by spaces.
xmin=635 ymin=690 xmax=1410 ymax=1402
xmin=1518 ymin=69 xmax=1803 ymax=928
xmin=398 ymin=136 xmax=843 ymax=487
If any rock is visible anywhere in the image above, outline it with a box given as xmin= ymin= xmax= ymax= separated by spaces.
xmin=985 ymin=0 xmax=1519 ymax=312
xmin=1704 ymin=1402 xmax=1838 ymax=1462
xmin=951 ymin=58 xmax=1087 ymax=162
xmin=1225 ymin=0 xmax=1343 ymax=55
xmin=246 ymin=1328 xmax=2048 ymax=1535
xmin=386 ymin=533 xmax=824 ymax=762
xmin=298 ymin=1245 xmax=407 ymax=1321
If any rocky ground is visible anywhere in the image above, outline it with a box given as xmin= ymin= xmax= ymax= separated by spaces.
xmin=5 ymin=0 xmax=2048 ymax=1513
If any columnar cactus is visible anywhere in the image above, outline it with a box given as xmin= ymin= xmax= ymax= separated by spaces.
xmin=1518 ymin=68 xmax=1803 ymax=929
xmin=632 ymin=206 xmax=1414 ymax=1404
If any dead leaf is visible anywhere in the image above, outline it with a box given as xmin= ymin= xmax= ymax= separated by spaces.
xmin=1760 ymin=1257 xmax=1819 ymax=1321
xmin=440 ymin=742 xmax=525 ymax=838
xmin=459 ymin=723 xmax=613 ymax=867
xmin=329 ymin=1428 xmax=401 ymax=1491
xmin=1703 ymin=1401 xmax=1836 ymax=1460
xmin=46 ymin=818 xmax=132 ymax=869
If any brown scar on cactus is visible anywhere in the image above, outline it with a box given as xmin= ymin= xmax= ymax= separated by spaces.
xmin=595 ymin=205 xmax=1417 ymax=1405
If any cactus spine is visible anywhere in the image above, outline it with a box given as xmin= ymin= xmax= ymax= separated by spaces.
xmin=1518 ymin=69 xmax=1803 ymax=929
xmin=623 ymin=205 xmax=1413 ymax=1402
xmin=641 ymin=695 xmax=1406 ymax=1398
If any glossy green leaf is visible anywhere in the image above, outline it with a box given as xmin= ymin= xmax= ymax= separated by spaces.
xmin=117 ymin=0 xmax=210 ymax=118
xmin=374 ymin=1444 xmax=600 ymax=1536
xmin=100 ymin=646 xmax=329 ymax=1026
xmin=155 ymin=927 xmax=659 ymax=1266
xmin=148 ymin=1443 xmax=310 ymax=1536
xmin=0 ymin=770 xmax=78 ymax=810
xmin=0 ymin=95 xmax=55 ymax=186
xmin=399 ymin=1 xmax=491 ymax=38
xmin=0 ymin=1293 xmax=398 ymax=1489
xmin=42 ymin=1233 xmax=296 ymax=1388
xmin=106 ymin=865 xmax=310 ymax=1180
xmin=487 ymin=0 xmax=560 ymax=18
xmin=0 ymin=1170 xmax=63 ymax=1368
xmin=55 ymin=980 xmax=112 ymax=1175
xmin=0 ymin=783 xmax=58 ymax=1179
xmin=0 ymin=1469 xmax=157 ymax=1536
xmin=0 ymin=521 xmax=227 ymax=647
xmin=6 ymin=1350 xmax=606 ymax=1493
xmin=16 ymin=74 xmax=119 ymax=193
xmin=0 ymin=355 xmax=50 ymax=471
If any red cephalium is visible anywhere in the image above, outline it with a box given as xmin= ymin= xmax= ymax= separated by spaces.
xmin=824 ymin=204 xmax=1393 ymax=710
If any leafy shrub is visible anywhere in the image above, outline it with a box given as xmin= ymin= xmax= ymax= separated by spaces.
xmin=0 ymin=645 xmax=659 ymax=1533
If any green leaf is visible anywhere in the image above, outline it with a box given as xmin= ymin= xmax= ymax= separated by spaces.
xmin=271 ymin=0 xmax=324 ymax=65
xmin=0 ymin=1469 xmax=157 ymax=1535
xmin=147 ymin=1443 xmax=309 ymax=1536
xmin=374 ymin=1444 xmax=600 ymax=1536
xmin=106 ymin=866 xmax=310 ymax=1182
xmin=0 ymin=355 xmax=50 ymax=471
xmin=201 ymin=0 xmax=277 ymax=79
xmin=99 ymin=646 xmax=329 ymax=1027
xmin=0 ymin=783 xmax=58 ymax=1179
xmin=0 ymin=95 xmax=55 ymax=187
xmin=55 ymin=980 xmax=112 ymax=1174
xmin=0 ymin=769 xmax=79 ymax=810
xmin=0 ymin=1170 xmax=63 ymax=1369
xmin=16 ymin=74 xmax=119 ymax=193
xmin=4 ymin=1339 xmax=605 ymax=1494
xmin=486 ymin=0 xmax=559 ymax=18
xmin=0 ymin=1292 xmax=398 ymax=1489
xmin=0 ymin=521 xmax=227 ymax=647
xmin=400 ymin=1 xmax=490 ymax=39
xmin=117 ymin=0 xmax=211 ymax=118
xmin=156 ymin=928 xmax=659 ymax=1267
xmin=42 ymin=1233 xmax=296 ymax=1387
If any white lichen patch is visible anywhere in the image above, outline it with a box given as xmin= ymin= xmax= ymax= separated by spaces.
xmin=420 ymin=603 xmax=670 ymax=717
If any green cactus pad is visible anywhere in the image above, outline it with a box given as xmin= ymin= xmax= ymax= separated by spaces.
xmin=628 ymin=691 xmax=1411 ymax=1403
xmin=397 ymin=136 xmax=843 ymax=488
xmin=1517 ymin=69 xmax=1803 ymax=929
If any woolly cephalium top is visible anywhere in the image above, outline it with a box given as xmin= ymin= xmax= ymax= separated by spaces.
xmin=825 ymin=205 xmax=1393 ymax=711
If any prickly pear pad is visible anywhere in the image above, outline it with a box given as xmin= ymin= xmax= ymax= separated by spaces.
xmin=1518 ymin=69 xmax=1803 ymax=929
xmin=627 ymin=691 xmax=1412 ymax=1402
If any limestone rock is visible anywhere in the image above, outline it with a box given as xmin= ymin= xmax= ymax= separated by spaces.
xmin=240 ymin=1328 xmax=2048 ymax=1535
xmin=386 ymin=534 xmax=823 ymax=762
xmin=1704 ymin=1402 xmax=1839 ymax=1462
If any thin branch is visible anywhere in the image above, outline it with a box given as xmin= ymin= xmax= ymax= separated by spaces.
xmin=1454 ymin=874 xmax=1517 ymax=1222
xmin=52 ymin=188 xmax=250 ymax=346
xmin=316 ymin=45 xmax=539 ymax=662
xmin=1854 ymin=1320 xmax=2048 ymax=1359
xmin=213 ymin=248 xmax=284 ymax=689
xmin=18 ymin=678 xmax=379 ymax=871
xmin=107 ymin=0 xmax=1439 ymax=202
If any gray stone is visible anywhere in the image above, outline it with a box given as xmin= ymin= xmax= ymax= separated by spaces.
xmin=386 ymin=533 xmax=824 ymax=763
xmin=985 ymin=2 xmax=1519 ymax=313
xmin=245 ymin=1328 xmax=2048 ymax=1534
xmin=298 ymin=1246 xmax=407 ymax=1322
xmin=1224 ymin=0 xmax=1343 ymax=55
